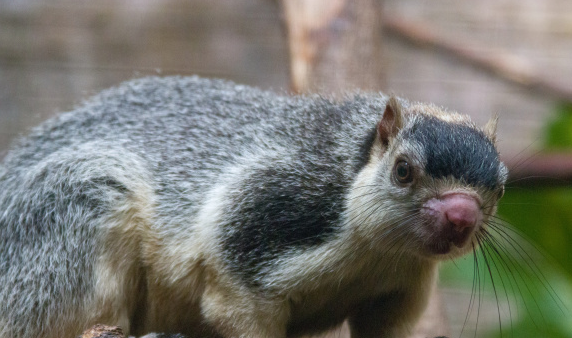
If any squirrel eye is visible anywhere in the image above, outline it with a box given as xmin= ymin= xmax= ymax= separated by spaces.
xmin=394 ymin=160 xmax=413 ymax=184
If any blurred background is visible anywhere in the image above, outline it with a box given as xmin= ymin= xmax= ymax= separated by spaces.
xmin=1 ymin=0 xmax=572 ymax=337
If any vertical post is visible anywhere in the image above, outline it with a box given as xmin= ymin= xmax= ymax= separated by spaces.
xmin=279 ymin=1 xmax=450 ymax=337
xmin=280 ymin=0 xmax=385 ymax=94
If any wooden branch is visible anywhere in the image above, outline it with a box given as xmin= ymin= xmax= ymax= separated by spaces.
xmin=504 ymin=153 xmax=572 ymax=187
xmin=384 ymin=16 xmax=572 ymax=104
xmin=79 ymin=324 xmax=124 ymax=338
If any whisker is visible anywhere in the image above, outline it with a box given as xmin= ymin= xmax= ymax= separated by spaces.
xmin=476 ymin=232 xmax=508 ymax=337
xmin=482 ymin=223 xmax=554 ymax=330
xmin=479 ymin=231 xmax=516 ymax=336
xmin=460 ymin=241 xmax=480 ymax=338
xmin=486 ymin=220 xmax=567 ymax=313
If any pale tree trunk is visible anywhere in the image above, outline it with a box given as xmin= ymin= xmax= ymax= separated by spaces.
xmin=280 ymin=0 xmax=385 ymax=95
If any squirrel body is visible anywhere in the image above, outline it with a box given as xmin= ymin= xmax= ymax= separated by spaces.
xmin=0 ymin=76 xmax=507 ymax=338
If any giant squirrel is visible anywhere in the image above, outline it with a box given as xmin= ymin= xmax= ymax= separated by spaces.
xmin=0 ymin=76 xmax=507 ymax=338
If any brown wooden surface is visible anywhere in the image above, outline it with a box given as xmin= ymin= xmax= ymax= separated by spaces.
xmin=3 ymin=0 xmax=572 ymax=158
xmin=384 ymin=15 xmax=572 ymax=104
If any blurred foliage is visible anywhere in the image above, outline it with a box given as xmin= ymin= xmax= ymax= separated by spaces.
xmin=441 ymin=102 xmax=572 ymax=337
xmin=545 ymin=102 xmax=572 ymax=151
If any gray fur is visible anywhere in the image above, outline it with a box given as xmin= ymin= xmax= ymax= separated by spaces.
xmin=0 ymin=76 xmax=506 ymax=338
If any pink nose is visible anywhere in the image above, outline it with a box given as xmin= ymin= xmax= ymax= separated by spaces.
xmin=444 ymin=194 xmax=479 ymax=232
xmin=422 ymin=192 xmax=482 ymax=253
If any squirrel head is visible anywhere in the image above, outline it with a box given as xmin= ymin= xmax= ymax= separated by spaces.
xmin=347 ymin=96 xmax=507 ymax=259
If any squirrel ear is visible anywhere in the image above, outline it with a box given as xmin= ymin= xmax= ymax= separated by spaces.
xmin=378 ymin=96 xmax=403 ymax=147
xmin=483 ymin=115 xmax=498 ymax=143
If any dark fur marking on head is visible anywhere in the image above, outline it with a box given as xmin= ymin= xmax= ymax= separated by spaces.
xmin=222 ymin=158 xmax=347 ymax=287
xmin=405 ymin=116 xmax=501 ymax=189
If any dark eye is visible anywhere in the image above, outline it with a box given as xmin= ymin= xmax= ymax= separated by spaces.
xmin=394 ymin=160 xmax=413 ymax=184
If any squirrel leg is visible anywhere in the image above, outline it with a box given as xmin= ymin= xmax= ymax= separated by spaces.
xmin=199 ymin=281 xmax=289 ymax=338
xmin=348 ymin=291 xmax=428 ymax=338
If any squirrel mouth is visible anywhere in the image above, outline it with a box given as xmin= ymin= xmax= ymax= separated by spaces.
xmin=425 ymin=229 xmax=473 ymax=255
